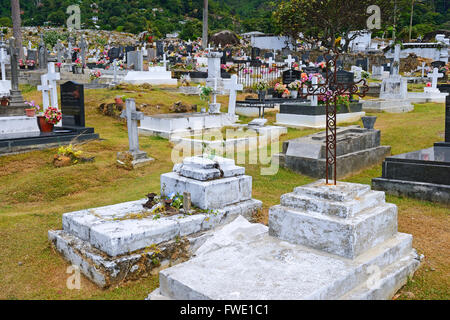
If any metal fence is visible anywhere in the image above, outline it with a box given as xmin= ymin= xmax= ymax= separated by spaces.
xmin=234 ymin=60 xmax=287 ymax=89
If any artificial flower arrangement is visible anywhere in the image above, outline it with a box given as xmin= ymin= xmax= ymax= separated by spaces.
xmin=274 ymin=83 xmax=290 ymax=98
xmin=361 ymin=71 xmax=371 ymax=79
xmin=18 ymin=59 xmax=25 ymax=67
xmin=317 ymin=61 xmax=327 ymax=70
xmin=26 ymin=60 xmax=35 ymax=67
xmin=96 ymin=59 xmax=107 ymax=65
xmin=25 ymin=100 xmax=41 ymax=112
xmin=75 ymin=58 xmax=83 ymax=68
xmin=288 ymin=80 xmax=302 ymax=91
xmin=255 ymin=80 xmax=269 ymax=92
xmin=426 ymin=82 xmax=432 ymax=87
xmin=89 ymin=70 xmax=102 ymax=81
xmin=43 ymin=106 xmax=62 ymax=125
xmin=55 ymin=62 xmax=62 ymax=68
xmin=73 ymin=47 xmax=81 ymax=53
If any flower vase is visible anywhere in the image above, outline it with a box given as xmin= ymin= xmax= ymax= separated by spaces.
xmin=37 ymin=116 xmax=54 ymax=133
xmin=290 ymin=90 xmax=298 ymax=99
xmin=28 ymin=66 xmax=35 ymax=70
xmin=25 ymin=109 xmax=36 ymax=117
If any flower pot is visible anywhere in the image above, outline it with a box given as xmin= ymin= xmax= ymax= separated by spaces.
xmin=27 ymin=66 xmax=35 ymax=70
xmin=362 ymin=116 xmax=377 ymax=130
xmin=290 ymin=90 xmax=298 ymax=99
xmin=37 ymin=116 xmax=54 ymax=133
xmin=1 ymin=98 xmax=8 ymax=106
xmin=25 ymin=108 xmax=36 ymax=117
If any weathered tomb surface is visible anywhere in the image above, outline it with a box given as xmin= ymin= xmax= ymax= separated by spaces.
xmin=274 ymin=126 xmax=391 ymax=179
xmin=148 ymin=180 xmax=420 ymax=300
xmin=139 ymin=112 xmax=238 ymax=139
xmin=49 ymin=156 xmax=261 ymax=288
xmin=161 ymin=156 xmax=262 ymax=211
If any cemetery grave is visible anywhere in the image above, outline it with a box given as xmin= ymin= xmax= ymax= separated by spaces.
xmin=0 ymin=11 xmax=449 ymax=302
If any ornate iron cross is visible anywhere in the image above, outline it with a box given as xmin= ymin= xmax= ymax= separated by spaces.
xmin=299 ymin=49 xmax=369 ymax=185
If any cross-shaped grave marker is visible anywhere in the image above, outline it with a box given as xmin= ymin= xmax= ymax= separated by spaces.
xmin=284 ymin=55 xmax=295 ymax=69
xmin=427 ymin=67 xmax=444 ymax=91
xmin=162 ymin=53 xmax=168 ymax=70
xmin=299 ymin=49 xmax=369 ymax=184
xmin=224 ymin=74 xmax=243 ymax=116
xmin=417 ymin=62 xmax=427 ymax=78
xmin=121 ymin=99 xmax=144 ymax=153
xmin=46 ymin=62 xmax=61 ymax=108
xmin=0 ymin=41 xmax=8 ymax=81
xmin=117 ymin=99 xmax=154 ymax=168
xmin=80 ymin=36 xmax=88 ymax=67
xmin=37 ymin=74 xmax=51 ymax=110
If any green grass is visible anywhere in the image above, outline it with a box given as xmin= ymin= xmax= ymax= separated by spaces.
xmin=0 ymin=86 xmax=448 ymax=300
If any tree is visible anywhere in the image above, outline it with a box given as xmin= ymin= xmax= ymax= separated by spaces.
xmin=273 ymin=0 xmax=394 ymax=51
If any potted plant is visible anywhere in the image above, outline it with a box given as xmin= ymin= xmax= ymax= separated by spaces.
xmin=74 ymin=58 xmax=83 ymax=74
xmin=26 ymin=60 xmax=36 ymax=70
xmin=19 ymin=59 xmax=26 ymax=69
xmin=197 ymin=84 xmax=214 ymax=112
xmin=24 ymin=101 xmax=40 ymax=117
xmin=0 ymin=96 xmax=8 ymax=106
xmin=89 ymin=70 xmax=102 ymax=84
xmin=37 ymin=106 xmax=62 ymax=132
xmin=255 ymin=81 xmax=269 ymax=101
xmin=288 ymin=80 xmax=301 ymax=99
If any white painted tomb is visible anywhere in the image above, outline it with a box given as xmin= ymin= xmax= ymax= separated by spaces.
xmin=362 ymin=45 xmax=414 ymax=113
xmin=49 ymin=156 xmax=262 ymax=288
xmin=123 ymin=66 xmax=178 ymax=85
xmin=148 ymin=180 xmax=421 ymax=300
xmin=407 ymin=68 xmax=448 ymax=103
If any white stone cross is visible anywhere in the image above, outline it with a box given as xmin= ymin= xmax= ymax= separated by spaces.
xmin=162 ymin=54 xmax=168 ymax=70
xmin=427 ymin=68 xmax=444 ymax=90
xmin=0 ymin=45 xmax=8 ymax=81
xmin=46 ymin=62 xmax=61 ymax=108
xmin=37 ymin=74 xmax=51 ymax=111
xmin=285 ymin=55 xmax=295 ymax=69
xmin=224 ymin=74 xmax=243 ymax=116
xmin=113 ymin=59 xmax=118 ymax=84
xmin=417 ymin=62 xmax=427 ymax=78
xmin=391 ymin=44 xmax=401 ymax=76
xmin=310 ymin=76 xmax=318 ymax=106
xmin=268 ymin=57 xmax=274 ymax=66
xmin=120 ymin=99 xmax=145 ymax=153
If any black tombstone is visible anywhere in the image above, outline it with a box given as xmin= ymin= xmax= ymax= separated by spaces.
xmin=220 ymin=50 xmax=227 ymax=65
xmin=60 ymin=81 xmax=85 ymax=128
xmin=71 ymin=52 xmax=78 ymax=62
xmin=445 ymin=95 xmax=450 ymax=145
xmin=316 ymin=55 xmax=324 ymax=63
xmin=251 ymin=47 xmax=261 ymax=60
xmin=282 ymin=69 xmax=301 ymax=85
xmin=186 ymin=44 xmax=193 ymax=53
xmin=431 ymin=61 xmax=445 ymax=69
xmin=304 ymin=66 xmax=320 ymax=74
xmin=225 ymin=49 xmax=233 ymax=62
xmin=156 ymin=41 xmax=164 ymax=57
xmin=108 ymin=47 xmax=120 ymax=60
xmin=356 ymin=58 xmax=369 ymax=71
xmin=335 ymin=70 xmax=355 ymax=85
xmin=264 ymin=52 xmax=274 ymax=60
xmin=301 ymin=53 xmax=310 ymax=62
xmin=27 ymin=50 xmax=38 ymax=62
xmin=167 ymin=44 xmax=175 ymax=52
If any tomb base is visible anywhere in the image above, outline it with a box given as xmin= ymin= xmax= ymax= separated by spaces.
xmin=0 ymin=116 xmax=40 ymax=135
xmin=139 ymin=112 xmax=238 ymax=139
xmin=274 ymin=126 xmax=391 ymax=179
xmin=276 ymin=112 xmax=366 ymax=129
xmin=117 ymin=150 xmax=154 ymax=169
xmin=362 ymin=99 xmax=414 ymax=113
xmin=407 ymin=91 xmax=448 ymax=104
xmin=147 ymin=180 xmax=420 ymax=300
xmin=48 ymin=198 xmax=261 ymax=288
xmin=372 ymin=144 xmax=450 ymax=204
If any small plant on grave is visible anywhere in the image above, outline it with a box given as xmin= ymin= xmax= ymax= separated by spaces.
xmin=254 ymin=80 xmax=269 ymax=92
xmin=197 ymin=84 xmax=213 ymax=104
xmin=361 ymin=71 xmax=371 ymax=79
xmin=53 ymin=144 xmax=84 ymax=168
xmin=89 ymin=70 xmax=102 ymax=81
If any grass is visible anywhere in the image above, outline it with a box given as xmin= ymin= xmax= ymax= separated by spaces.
xmin=0 ymin=85 xmax=448 ymax=300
